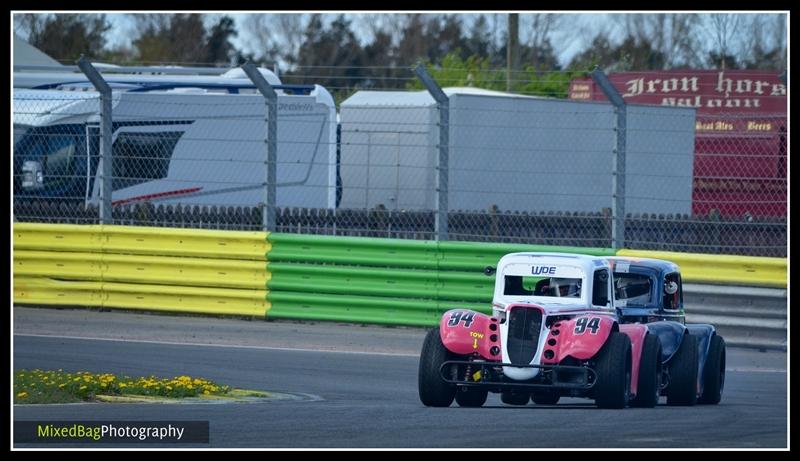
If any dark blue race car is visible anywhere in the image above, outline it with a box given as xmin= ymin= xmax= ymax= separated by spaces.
xmin=607 ymin=257 xmax=726 ymax=406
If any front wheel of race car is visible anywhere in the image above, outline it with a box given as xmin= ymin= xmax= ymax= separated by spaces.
xmin=698 ymin=335 xmax=726 ymax=405
xmin=418 ymin=328 xmax=456 ymax=407
xmin=593 ymin=331 xmax=632 ymax=409
xmin=455 ymin=387 xmax=488 ymax=407
xmin=666 ymin=334 xmax=699 ymax=406
xmin=630 ymin=334 xmax=662 ymax=408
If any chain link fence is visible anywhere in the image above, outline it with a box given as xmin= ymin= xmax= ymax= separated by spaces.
xmin=12 ymin=62 xmax=787 ymax=256
xmin=13 ymin=90 xmax=102 ymax=224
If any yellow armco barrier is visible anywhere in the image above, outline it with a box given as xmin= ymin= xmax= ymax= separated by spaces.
xmin=101 ymin=282 xmax=267 ymax=317
xmin=13 ymin=223 xmax=101 ymax=253
xmin=14 ymin=251 xmax=103 ymax=281
xmin=14 ymin=223 xmax=270 ymax=260
xmin=13 ymin=277 xmax=267 ymax=316
xmin=14 ymin=276 xmax=104 ymax=307
xmin=617 ymin=249 xmax=786 ymax=288
xmin=14 ymin=251 xmax=267 ymax=289
xmin=101 ymin=225 xmax=270 ymax=260
xmin=13 ymin=223 xmax=271 ymax=317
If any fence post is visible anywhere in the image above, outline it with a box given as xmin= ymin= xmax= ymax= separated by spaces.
xmin=414 ymin=63 xmax=449 ymax=241
xmin=76 ymin=56 xmax=112 ymax=224
xmin=242 ymin=62 xmax=278 ymax=232
xmin=590 ymin=66 xmax=627 ymax=250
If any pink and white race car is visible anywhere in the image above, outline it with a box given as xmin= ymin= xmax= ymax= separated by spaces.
xmin=418 ymin=253 xmax=661 ymax=409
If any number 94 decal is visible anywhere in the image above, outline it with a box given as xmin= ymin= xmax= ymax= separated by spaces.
xmin=574 ymin=317 xmax=601 ymax=335
xmin=447 ymin=311 xmax=475 ymax=328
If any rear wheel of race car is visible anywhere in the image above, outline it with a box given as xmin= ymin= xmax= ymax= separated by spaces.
xmin=531 ymin=390 xmax=560 ymax=405
xmin=698 ymin=335 xmax=726 ymax=405
xmin=455 ymin=387 xmax=488 ymax=407
xmin=501 ymin=390 xmax=530 ymax=406
xmin=418 ymin=328 xmax=456 ymax=407
xmin=630 ymin=334 xmax=662 ymax=408
xmin=666 ymin=334 xmax=699 ymax=406
xmin=593 ymin=331 xmax=632 ymax=409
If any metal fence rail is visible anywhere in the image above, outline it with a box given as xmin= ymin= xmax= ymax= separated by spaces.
xmin=13 ymin=60 xmax=787 ymax=257
xmin=13 ymin=201 xmax=787 ymax=257
xmin=683 ymin=284 xmax=787 ymax=350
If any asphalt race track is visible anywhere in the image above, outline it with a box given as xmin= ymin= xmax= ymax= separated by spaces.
xmin=13 ymin=307 xmax=788 ymax=449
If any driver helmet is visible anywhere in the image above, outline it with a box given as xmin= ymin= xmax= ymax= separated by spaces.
xmin=550 ymin=278 xmax=580 ymax=297
xmin=664 ymin=280 xmax=678 ymax=295
xmin=616 ymin=277 xmax=650 ymax=299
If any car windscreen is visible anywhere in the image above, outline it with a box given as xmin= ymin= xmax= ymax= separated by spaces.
xmin=504 ymin=275 xmax=582 ymax=298
xmin=613 ymin=273 xmax=653 ymax=305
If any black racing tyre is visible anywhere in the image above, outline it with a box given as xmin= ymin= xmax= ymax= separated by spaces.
xmin=418 ymin=328 xmax=456 ymax=407
xmin=698 ymin=335 xmax=726 ymax=405
xmin=630 ymin=334 xmax=662 ymax=408
xmin=593 ymin=331 xmax=632 ymax=409
xmin=666 ymin=334 xmax=699 ymax=406
xmin=501 ymin=390 xmax=530 ymax=406
xmin=455 ymin=387 xmax=488 ymax=407
xmin=531 ymin=390 xmax=560 ymax=405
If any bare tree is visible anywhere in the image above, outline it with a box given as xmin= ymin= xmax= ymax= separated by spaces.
xmin=704 ymin=13 xmax=742 ymax=69
xmin=240 ymin=14 xmax=306 ymax=68
xmin=734 ymin=13 xmax=788 ymax=70
xmin=737 ymin=14 xmax=764 ymax=66
xmin=521 ymin=13 xmax=559 ymax=51
xmin=611 ymin=13 xmax=704 ymax=68
xmin=772 ymin=14 xmax=788 ymax=69
xmin=353 ymin=13 xmax=408 ymax=49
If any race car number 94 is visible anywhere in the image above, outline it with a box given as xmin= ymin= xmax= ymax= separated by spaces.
xmin=448 ymin=311 xmax=475 ymax=328
xmin=574 ymin=317 xmax=601 ymax=335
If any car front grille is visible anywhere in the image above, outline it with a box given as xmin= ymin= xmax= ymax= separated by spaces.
xmin=506 ymin=307 xmax=542 ymax=365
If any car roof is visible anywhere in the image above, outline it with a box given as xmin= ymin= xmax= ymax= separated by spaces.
xmin=498 ymin=252 xmax=610 ymax=274
xmin=606 ymin=256 xmax=680 ymax=275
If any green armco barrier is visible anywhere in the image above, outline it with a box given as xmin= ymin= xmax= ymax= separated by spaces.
xmin=268 ymin=233 xmax=439 ymax=269
xmin=265 ymin=233 xmax=616 ymax=325
xmin=267 ymin=291 xmax=489 ymax=327
xmin=437 ymin=240 xmax=616 ymax=271
xmin=267 ymin=233 xmax=614 ymax=270
xmin=265 ymin=233 xmax=786 ymax=325
xmin=267 ymin=263 xmax=494 ymax=303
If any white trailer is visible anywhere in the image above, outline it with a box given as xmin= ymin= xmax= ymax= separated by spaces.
xmin=339 ymin=88 xmax=696 ymax=215
xmin=13 ymin=69 xmax=338 ymax=209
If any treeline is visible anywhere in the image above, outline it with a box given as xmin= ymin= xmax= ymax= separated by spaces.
xmin=14 ymin=13 xmax=788 ymax=100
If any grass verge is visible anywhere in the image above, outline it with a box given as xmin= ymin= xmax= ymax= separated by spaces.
xmin=14 ymin=369 xmax=267 ymax=404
